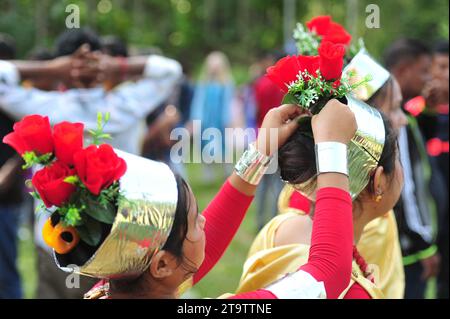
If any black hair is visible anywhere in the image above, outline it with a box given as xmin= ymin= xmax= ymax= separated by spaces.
xmin=367 ymin=76 xmax=395 ymax=111
xmin=109 ymin=174 xmax=195 ymax=295
xmin=434 ymin=40 xmax=449 ymax=55
xmin=279 ymin=112 xmax=398 ymax=198
xmin=0 ymin=33 xmax=16 ymax=60
xmin=100 ymin=35 xmax=128 ymax=57
xmin=162 ymin=174 xmax=191 ymax=258
xmin=27 ymin=47 xmax=54 ymax=61
xmin=55 ymin=28 xmax=101 ymax=57
xmin=366 ymin=78 xmax=400 ymax=193
xmin=384 ymin=38 xmax=431 ymax=70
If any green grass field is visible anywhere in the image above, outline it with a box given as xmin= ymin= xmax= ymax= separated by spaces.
xmin=17 ymin=163 xmax=436 ymax=299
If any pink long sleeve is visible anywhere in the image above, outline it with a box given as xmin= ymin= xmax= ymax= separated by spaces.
xmin=193 ymin=179 xmax=254 ymax=284
xmin=343 ymin=284 xmax=372 ymax=299
xmin=230 ymin=187 xmax=353 ymax=299
xmin=228 ymin=289 xmax=277 ymax=299
xmin=299 ymin=187 xmax=353 ymax=299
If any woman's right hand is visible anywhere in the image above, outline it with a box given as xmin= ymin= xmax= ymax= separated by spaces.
xmin=311 ymin=99 xmax=357 ymax=145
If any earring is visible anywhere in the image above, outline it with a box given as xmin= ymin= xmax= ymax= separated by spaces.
xmin=375 ymin=190 xmax=383 ymax=202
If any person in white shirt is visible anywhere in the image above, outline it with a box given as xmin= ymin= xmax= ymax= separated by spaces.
xmin=0 ymin=29 xmax=182 ymax=298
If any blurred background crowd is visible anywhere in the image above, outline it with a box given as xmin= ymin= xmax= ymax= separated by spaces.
xmin=0 ymin=0 xmax=448 ymax=299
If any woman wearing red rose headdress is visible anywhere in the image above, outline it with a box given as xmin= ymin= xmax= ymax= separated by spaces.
xmin=4 ymin=95 xmax=358 ymax=299
xmin=236 ymin=34 xmax=406 ymax=298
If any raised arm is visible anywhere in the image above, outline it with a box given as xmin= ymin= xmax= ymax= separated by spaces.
xmin=0 ymin=51 xmax=181 ymax=134
xmin=192 ymin=104 xmax=303 ymax=284
xmin=230 ymin=100 xmax=357 ymax=299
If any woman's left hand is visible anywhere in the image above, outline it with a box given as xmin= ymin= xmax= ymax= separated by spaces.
xmin=256 ymin=104 xmax=304 ymax=156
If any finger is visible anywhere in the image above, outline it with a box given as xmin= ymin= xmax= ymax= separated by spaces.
xmin=284 ymin=115 xmax=301 ymax=131
xmin=73 ymin=43 xmax=91 ymax=58
xmin=277 ymin=104 xmax=303 ymax=121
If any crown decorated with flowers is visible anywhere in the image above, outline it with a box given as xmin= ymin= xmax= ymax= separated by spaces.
xmin=266 ymin=40 xmax=371 ymax=114
xmin=3 ymin=113 xmax=126 ymax=255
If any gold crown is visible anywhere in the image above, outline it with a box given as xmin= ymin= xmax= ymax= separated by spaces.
xmin=293 ymin=95 xmax=385 ymax=200
xmin=54 ymin=150 xmax=178 ymax=279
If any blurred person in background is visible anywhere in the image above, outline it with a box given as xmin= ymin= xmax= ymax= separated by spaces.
xmin=0 ymin=33 xmax=24 ymax=299
xmin=189 ymin=51 xmax=234 ymax=183
xmin=23 ymin=48 xmax=55 ymax=91
xmin=142 ymin=59 xmax=193 ymax=179
xmin=0 ymin=28 xmax=182 ymax=298
xmin=252 ymin=51 xmax=285 ymax=231
xmin=100 ymin=35 xmax=129 ymax=91
xmin=385 ymin=38 xmax=442 ymax=299
xmin=416 ymin=40 xmax=449 ymax=299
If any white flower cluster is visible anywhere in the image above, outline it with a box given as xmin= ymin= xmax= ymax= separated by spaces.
xmin=293 ymin=23 xmax=320 ymax=55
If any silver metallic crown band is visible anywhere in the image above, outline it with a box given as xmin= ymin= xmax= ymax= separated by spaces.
xmin=235 ymin=143 xmax=272 ymax=185
xmin=315 ymin=142 xmax=348 ymax=176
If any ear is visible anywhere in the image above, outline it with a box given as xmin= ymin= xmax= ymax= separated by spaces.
xmin=148 ymin=250 xmax=177 ymax=279
xmin=372 ymin=166 xmax=386 ymax=199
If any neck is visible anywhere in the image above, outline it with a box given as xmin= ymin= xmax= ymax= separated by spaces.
xmin=109 ymin=277 xmax=177 ymax=299
xmin=352 ymin=210 xmax=372 ymax=244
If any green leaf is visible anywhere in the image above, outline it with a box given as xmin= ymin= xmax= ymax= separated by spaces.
xmin=76 ymin=219 xmax=102 ymax=247
xmin=62 ymin=207 xmax=83 ymax=226
xmin=97 ymin=112 xmax=103 ymax=129
xmin=282 ymin=93 xmax=299 ymax=105
xmin=29 ymin=191 xmax=41 ymax=200
xmin=82 ymin=195 xmax=116 ymax=224
xmin=97 ymin=134 xmax=112 ymax=140
xmin=64 ymin=175 xmax=79 ymax=185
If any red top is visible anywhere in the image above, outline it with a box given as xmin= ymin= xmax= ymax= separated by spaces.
xmin=230 ymin=187 xmax=353 ymax=299
xmin=254 ymin=75 xmax=284 ymax=128
xmin=289 ymin=190 xmax=311 ymax=213
xmin=287 ymin=190 xmax=372 ymax=299
xmin=193 ymin=180 xmax=254 ymax=283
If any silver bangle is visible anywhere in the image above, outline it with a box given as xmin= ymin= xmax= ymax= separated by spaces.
xmin=315 ymin=142 xmax=348 ymax=176
xmin=235 ymin=143 xmax=272 ymax=185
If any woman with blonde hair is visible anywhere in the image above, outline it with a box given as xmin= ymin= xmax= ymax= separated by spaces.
xmin=189 ymin=51 xmax=235 ymax=182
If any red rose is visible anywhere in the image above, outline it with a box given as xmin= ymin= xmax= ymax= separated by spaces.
xmin=332 ymin=80 xmax=341 ymax=89
xmin=3 ymin=115 xmax=53 ymax=156
xmin=318 ymin=41 xmax=346 ymax=80
xmin=73 ymin=144 xmax=127 ymax=195
xmin=53 ymin=122 xmax=84 ymax=166
xmin=297 ymin=55 xmax=320 ymax=78
xmin=266 ymin=55 xmax=302 ymax=93
xmin=32 ymin=161 xmax=76 ymax=208
xmin=306 ymin=15 xmax=332 ymax=36
xmin=322 ymin=22 xmax=352 ymax=46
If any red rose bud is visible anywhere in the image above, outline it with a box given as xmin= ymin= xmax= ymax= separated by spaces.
xmin=73 ymin=144 xmax=127 ymax=195
xmin=318 ymin=41 xmax=346 ymax=81
xmin=306 ymin=15 xmax=332 ymax=36
xmin=53 ymin=122 xmax=84 ymax=166
xmin=297 ymin=55 xmax=320 ymax=79
xmin=322 ymin=22 xmax=352 ymax=46
xmin=266 ymin=55 xmax=303 ymax=93
xmin=2 ymin=115 xmax=53 ymax=156
xmin=32 ymin=161 xmax=76 ymax=208
xmin=332 ymin=80 xmax=341 ymax=89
